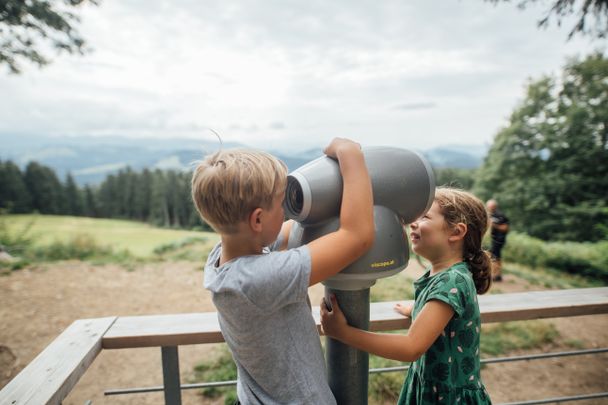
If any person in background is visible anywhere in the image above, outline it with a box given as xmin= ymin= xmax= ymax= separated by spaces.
xmin=486 ymin=199 xmax=509 ymax=282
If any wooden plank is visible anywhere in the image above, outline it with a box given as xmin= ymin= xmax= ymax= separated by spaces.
xmin=102 ymin=312 xmax=224 ymax=349
xmin=367 ymin=286 xmax=608 ymax=332
xmin=479 ymin=287 xmax=608 ymax=323
xmin=0 ymin=316 xmax=116 ymax=405
xmin=102 ymin=287 xmax=608 ymax=348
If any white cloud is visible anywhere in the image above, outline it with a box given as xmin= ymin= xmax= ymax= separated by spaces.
xmin=0 ymin=0 xmax=601 ymax=151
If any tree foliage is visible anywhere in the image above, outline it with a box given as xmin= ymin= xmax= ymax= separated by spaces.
xmin=0 ymin=160 xmax=211 ymax=230
xmin=0 ymin=160 xmax=31 ymax=212
xmin=0 ymin=0 xmax=98 ymax=74
xmin=485 ymin=0 xmax=608 ymax=40
xmin=474 ymin=52 xmax=608 ymax=242
xmin=23 ymin=161 xmax=65 ymax=214
xmin=433 ymin=167 xmax=477 ymax=190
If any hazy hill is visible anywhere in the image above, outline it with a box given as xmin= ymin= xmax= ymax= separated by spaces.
xmin=0 ymin=134 xmax=486 ymax=185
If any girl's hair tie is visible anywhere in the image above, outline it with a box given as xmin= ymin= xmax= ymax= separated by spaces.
xmin=465 ymin=249 xmax=485 ymax=261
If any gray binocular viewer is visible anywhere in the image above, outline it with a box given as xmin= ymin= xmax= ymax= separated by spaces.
xmin=284 ymin=146 xmax=435 ymax=290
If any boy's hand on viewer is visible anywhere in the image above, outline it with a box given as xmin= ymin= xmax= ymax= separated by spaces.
xmin=320 ymin=294 xmax=349 ymax=339
xmin=307 ymin=136 xmax=372 ymax=287
xmin=323 ymin=138 xmax=361 ymax=159
xmin=394 ymin=302 xmax=413 ymax=317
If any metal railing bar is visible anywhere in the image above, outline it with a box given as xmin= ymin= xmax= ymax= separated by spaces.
xmin=105 ymin=380 xmax=238 ymax=396
xmin=369 ymin=347 xmax=608 ymax=374
xmin=498 ymin=391 xmax=608 ymax=405
xmin=482 ymin=347 xmax=608 ymax=365
xmin=369 ymin=365 xmax=409 ymax=374
xmin=104 ymin=347 xmax=608 ymax=396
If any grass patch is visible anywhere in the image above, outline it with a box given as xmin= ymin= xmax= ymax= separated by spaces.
xmin=501 ymin=232 xmax=608 ymax=282
xmin=28 ymin=234 xmax=115 ymax=260
xmin=153 ymin=236 xmax=208 ymax=254
xmin=191 ymin=344 xmax=237 ymax=405
xmin=371 ymin=271 xmax=415 ymax=302
xmin=480 ymin=320 xmax=559 ymax=356
xmin=0 ymin=213 xmax=36 ymax=256
xmin=502 ymin=263 xmax=603 ymax=289
xmin=1 ymin=214 xmax=217 ymax=271
xmin=563 ymin=339 xmax=586 ymax=349
xmin=0 ymin=230 xmax=142 ymax=269
xmin=4 ymin=214 xmax=218 ymax=258
xmin=369 ymin=343 xmax=408 ymax=403
xmin=152 ymin=236 xmax=213 ymax=262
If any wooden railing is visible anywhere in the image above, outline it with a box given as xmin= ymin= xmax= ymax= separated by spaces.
xmin=2 ymin=287 xmax=608 ymax=405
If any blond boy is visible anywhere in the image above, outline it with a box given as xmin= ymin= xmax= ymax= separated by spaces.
xmin=192 ymin=138 xmax=374 ymax=404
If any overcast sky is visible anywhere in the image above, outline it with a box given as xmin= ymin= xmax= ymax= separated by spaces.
xmin=0 ymin=0 xmax=601 ymax=152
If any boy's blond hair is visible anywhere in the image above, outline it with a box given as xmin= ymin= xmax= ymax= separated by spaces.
xmin=191 ymin=149 xmax=287 ymax=234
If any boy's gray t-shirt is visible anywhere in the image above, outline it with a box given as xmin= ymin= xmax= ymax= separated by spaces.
xmin=204 ymin=238 xmax=336 ymax=405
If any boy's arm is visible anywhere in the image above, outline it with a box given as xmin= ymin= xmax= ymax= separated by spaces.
xmin=321 ymin=296 xmax=453 ymax=362
xmin=306 ymin=138 xmax=374 ymax=286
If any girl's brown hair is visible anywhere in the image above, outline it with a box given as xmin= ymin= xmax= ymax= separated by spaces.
xmin=434 ymin=187 xmax=492 ymax=294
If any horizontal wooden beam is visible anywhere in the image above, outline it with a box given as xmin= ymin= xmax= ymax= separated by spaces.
xmin=0 ymin=317 xmax=116 ymax=405
xmin=103 ymin=312 xmax=223 ymax=349
xmin=365 ymin=286 xmax=608 ymax=331
xmin=102 ymin=287 xmax=608 ymax=349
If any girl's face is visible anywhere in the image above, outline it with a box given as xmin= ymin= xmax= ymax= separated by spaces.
xmin=409 ymin=201 xmax=451 ymax=261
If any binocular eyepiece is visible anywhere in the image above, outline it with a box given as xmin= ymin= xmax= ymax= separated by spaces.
xmin=285 ymin=177 xmax=305 ymax=218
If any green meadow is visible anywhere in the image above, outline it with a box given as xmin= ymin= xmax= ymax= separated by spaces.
xmin=3 ymin=214 xmax=218 ymax=259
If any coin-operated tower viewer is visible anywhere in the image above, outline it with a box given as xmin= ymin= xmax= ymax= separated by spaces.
xmin=284 ymin=146 xmax=435 ymax=405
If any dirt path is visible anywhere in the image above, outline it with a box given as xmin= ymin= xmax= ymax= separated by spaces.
xmin=1 ymin=262 xmax=607 ymax=404
xmin=0 ymin=261 xmax=223 ymax=405
xmin=479 ymin=273 xmax=608 ymax=404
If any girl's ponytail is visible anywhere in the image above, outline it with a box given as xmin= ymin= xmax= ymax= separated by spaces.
xmin=465 ymin=249 xmax=492 ymax=295
xmin=434 ymin=187 xmax=493 ymax=295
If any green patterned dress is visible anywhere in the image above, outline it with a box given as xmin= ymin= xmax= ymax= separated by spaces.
xmin=397 ymin=262 xmax=492 ymax=404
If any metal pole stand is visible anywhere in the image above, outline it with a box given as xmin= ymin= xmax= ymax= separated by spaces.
xmin=161 ymin=346 xmax=182 ymax=405
xmin=325 ymin=287 xmax=370 ymax=405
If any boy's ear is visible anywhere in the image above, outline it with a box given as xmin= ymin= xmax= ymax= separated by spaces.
xmin=249 ymin=208 xmax=264 ymax=233
xmin=448 ymin=223 xmax=467 ymax=242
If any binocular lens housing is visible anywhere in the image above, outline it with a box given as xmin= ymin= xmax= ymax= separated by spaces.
xmin=285 ymin=176 xmax=305 ymax=217
xmin=284 ymin=147 xmax=434 ymax=225
xmin=284 ymin=146 xmax=435 ymax=290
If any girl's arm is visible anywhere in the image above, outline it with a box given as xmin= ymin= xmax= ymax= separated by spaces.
xmin=394 ymin=302 xmax=414 ymax=317
xmin=320 ymin=294 xmax=454 ymax=362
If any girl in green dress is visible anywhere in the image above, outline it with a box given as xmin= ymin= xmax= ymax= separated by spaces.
xmin=320 ymin=187 xmax=493 ymax=404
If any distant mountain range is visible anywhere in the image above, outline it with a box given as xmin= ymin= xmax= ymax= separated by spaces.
xmin=0 ymin=134 xmax=487 ymax=185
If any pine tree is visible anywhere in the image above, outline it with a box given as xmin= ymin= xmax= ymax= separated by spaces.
xmin=83 ymin=185 xmax=98 ymax=217
xmin=64 ymin=172 xmax=84 ymax=216
xmin=0 ymin=160 xmax=32 ymax=213
xmin=23 ymin=161 xmax=64 ymax=214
